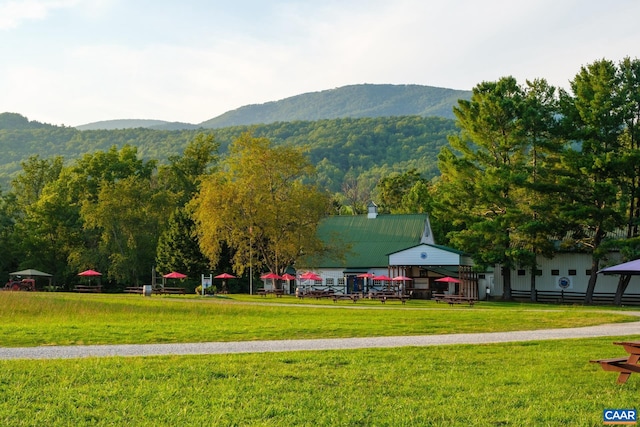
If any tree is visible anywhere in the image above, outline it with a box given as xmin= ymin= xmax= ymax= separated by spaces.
xmin=191 ymin=133 xmax=330 ymax=280
xmin=559 ymin=59 xmax=628 ymax=304
xmin=11 ymin=154 xmax=64 ymax=208
xmin=435 ymin=77 xmax=532 ymax=300
xmin=155 ymin=134 xmax=220 ymax=277
xmin=159 ymin=133 xmax=219 ymax=206
xmin=515 ymin=79 xmax=567 ymax=301
xmin=156 ymin=207 xmax=211 ymax=277
xmin=376 ymin=169 xmax=427 ymax=213
xmin=81 ymin=176 xmax=172 ymax=284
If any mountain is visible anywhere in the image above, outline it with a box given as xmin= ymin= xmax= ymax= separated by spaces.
xmin=199 ymin=84 xmax=470 ymax=128
xmin=72 ymin=84 xmax=470 ymax=130
xmin=0 ymin=112 xmax=57 ymax=129
xmin=76 ymin=119 xmax=200 ymax=131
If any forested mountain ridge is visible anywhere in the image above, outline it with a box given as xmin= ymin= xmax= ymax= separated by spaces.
xmin=76 ymin=119 xmax=200 ymax=131
xmin=200 ymin=84 xmax=471 ymax=128
xmin=69 ymin=84 xmax=470 ymax=130
xmin=0 ymin=115 xmax=457 ymax=193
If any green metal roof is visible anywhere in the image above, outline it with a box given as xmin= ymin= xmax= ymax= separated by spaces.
xmin=315 ymin=214 xmax=428 ymax=268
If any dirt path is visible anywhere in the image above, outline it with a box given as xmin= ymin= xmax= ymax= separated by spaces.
xmin=1 ymin=318 xmax=639 ymax=360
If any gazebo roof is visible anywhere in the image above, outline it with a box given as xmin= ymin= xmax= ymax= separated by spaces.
xmin=10 ymin=269 xmax=52 ymax=277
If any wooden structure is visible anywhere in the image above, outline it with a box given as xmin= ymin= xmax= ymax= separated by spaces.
xmin=591 ymin=341 xmax=640 ymax=383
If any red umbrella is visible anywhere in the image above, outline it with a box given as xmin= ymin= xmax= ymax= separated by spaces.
xmin=392 ymin=276 xmax=413 ymax=281
xmin=435 ymin=276 xmax=461 ymax=283
xmin=299 ymin=272 xmax=321 ymax=281
xmin=373 ymin=274 xmax=392 ymax=281
xmin=260 ymin=272 xmax=281 ymax=291
xmin=78 ymin=269 xmax=102 ymax=276
xmin=281 ymin=273 xmax=296 ymax=281
xmin=163 ymin=271 xmax=187 ymax=279
xmin=214 ymin=273 xmax=235 ymax=294
xmin=357 ymin=273 xmax=374 ymax=278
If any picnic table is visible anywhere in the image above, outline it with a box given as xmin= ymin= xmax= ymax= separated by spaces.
xmin=332 ymin=294 xmax=360 ymax=303
xmin=591 ymin=341 xmax=640 ymax=383
xmin=153 ymin=287 xmax=186 ymax=295
xmin=433 ymin=293 xmax=476 ymax=306
xmin=298 ymin=289 xmax=334 ymax=299
xmin=369 ymin=291 xmax=410 ymax=304
xmin=74 ymin=284 xmax=102 ymax=293
xmin=257 ymin=288 xmax=284 ymax=297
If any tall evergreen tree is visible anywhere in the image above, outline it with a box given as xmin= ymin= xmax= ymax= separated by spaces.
xmin=559 ymin=59 xmax=628 ymax=304
xmin=436 ymin=77 xmax=530 ymax=300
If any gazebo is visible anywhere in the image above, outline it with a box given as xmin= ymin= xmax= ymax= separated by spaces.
xmin=9 ymin=269 xmax=53 ymax=290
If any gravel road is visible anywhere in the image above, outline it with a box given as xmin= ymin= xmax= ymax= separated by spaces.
xmin=2 ymin=316 xmax=639 ymax=360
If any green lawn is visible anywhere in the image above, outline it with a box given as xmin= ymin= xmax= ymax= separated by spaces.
xmin=0 ymin=292 xmax=638 ymax=426
xmin=0 ymin=292 xmax=634 ymax=347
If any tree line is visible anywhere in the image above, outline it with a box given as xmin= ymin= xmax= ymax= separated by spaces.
xmin=1 ymin=57 xmax=638 ymax=303
xmin=431 ymin=57 xmax=640 ymax=304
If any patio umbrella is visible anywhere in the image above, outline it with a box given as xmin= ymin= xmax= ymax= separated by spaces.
xmin=260 ymin=272 xmax=281 ymax=290
xmin=214 ymin=273 xmax=236 ymax=293
xmin=392 ymin=276 xmax=413 ymax=294
xmin=281 ymin=273 xmax=296 ymax=293
xmin=299 ymin=272 xmax=321 ymax=291
xmin=163 ymin=271 xmax=187 ymax=279
xmin=299 ymin=271 xmax=321 ymax=280
xmin=78 ymin=269 xmax=102 ymax=277
xmin=435 ymin=276 xmax=461 ymax=283
xmin=373 ymin=274 xmax=392 ymax=290
xmin=78 ymin=269 xmax=102 ymax=287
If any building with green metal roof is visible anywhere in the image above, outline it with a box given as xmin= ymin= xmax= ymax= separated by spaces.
xmin=296 ymin=202 xmax=478 ymax=297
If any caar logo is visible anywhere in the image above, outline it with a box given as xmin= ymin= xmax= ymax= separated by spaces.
xmin=604 ymin=409 xmax=637 ymax=425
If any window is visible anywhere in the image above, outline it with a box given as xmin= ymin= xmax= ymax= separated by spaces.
xmin=535 ymin=269 xmax=542 ymax=276
xmin=517 ymin=269 xmax=526 ymax=276
xmin=337 ymin=278 xmax=345 ymax=286
xmin=568 ymin=269 xmax=576 ymax=276
xmin=326 ymin=278 xmax=334 ymax=286
xmin=551 ymin=269 xmax=560 ymax=276
xmin=585 ymin=269 xmax=592 ymax=275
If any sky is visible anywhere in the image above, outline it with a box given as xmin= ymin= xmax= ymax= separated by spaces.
xmin=1 ymin=0 xmax=639 ymax=127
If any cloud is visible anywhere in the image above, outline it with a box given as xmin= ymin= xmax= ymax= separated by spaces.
xmin=0 ymin=0 xmax=78 ymax=30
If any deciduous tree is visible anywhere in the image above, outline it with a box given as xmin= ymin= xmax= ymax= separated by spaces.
xmin=191 ymin=133 xmax=330 ymax=279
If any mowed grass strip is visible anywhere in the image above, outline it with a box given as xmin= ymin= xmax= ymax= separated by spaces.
xmin=1 ymin=336 xmax=638 ymax=426
xmin=0 ymin=292 xmax=635 ymax=347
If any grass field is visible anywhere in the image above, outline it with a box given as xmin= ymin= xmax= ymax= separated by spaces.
xmin=0 ymin=292 xmax=639 ymax=426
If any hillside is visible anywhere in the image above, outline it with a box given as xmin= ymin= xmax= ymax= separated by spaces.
xmin=0 ymin=116 xmax=457 ymax=193
xmin=72 ymin=84 xmax=470 ymax=130
xmin=199 ymin=84 xmax=470 ymax=128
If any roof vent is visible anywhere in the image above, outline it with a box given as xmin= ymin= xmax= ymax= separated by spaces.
xmin=367 ymin=201 xmax=378 ymax=219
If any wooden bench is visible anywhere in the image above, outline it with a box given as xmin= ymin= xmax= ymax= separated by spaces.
xmin=443 ymin=295 xmax=476 ymax=306
xmin=591 ymin=341 xmax=640 ymax=384
xmin=74 ymin=285 xmax=102 ymax=293
xmin=153 ymin=287 xmax=186 ymax=295
xmin=124 ymin=287 xmax=143 ymax=294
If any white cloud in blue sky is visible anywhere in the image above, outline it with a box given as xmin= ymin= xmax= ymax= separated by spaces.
xmin=1 ymin=0 xmax=639 ymax=126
